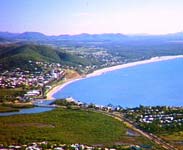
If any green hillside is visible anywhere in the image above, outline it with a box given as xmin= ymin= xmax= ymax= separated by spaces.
xmin=0 ymin=44 xmax=89 ymax=70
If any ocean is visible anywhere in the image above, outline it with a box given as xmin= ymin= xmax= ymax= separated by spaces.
xmin=53 ymin=58 xmax=183 ymax=108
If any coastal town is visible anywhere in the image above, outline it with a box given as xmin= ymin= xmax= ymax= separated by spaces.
xmin=69 ymin=49 xmax=125 ymax=71
xmin=0 ymin=61 xmax=64 ymax=88
xmin=0 ymin=48 xmax=128 ymax=102
xmin=123 ymin=105 xmax=183 ymax=133
xmin=0 ymin=56 xmax=183 ymax=149
xmin=1 ymin=0 xmax=183 ymax=150
xmin=0 ymin=60 xmax=66 ymax=101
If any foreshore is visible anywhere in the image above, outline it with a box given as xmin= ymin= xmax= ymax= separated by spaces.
xmin=46 ymin=77 xmax=84 ymax=100
xmin=46 ymin=55 xmax=183 ymax=100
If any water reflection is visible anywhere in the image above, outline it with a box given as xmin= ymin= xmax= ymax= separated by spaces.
xmin=0 ymin=100 xmax=55 ymax=116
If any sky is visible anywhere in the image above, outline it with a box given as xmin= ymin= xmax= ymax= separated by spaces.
xmin=1 ymin=0 xmax=183 ymax=35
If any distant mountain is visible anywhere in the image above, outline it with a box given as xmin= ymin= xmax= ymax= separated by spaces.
xmin=0 ymin=32 xmax=19 ymax=39
xmin=0 ymin=37 xmax=9 ymax=42
xmin=0 ymin=44 xmax=90 ymax=70
xmin=0 ymin=32 xmax=128 ymax=42
xmin=16 ymin=32 xmax=47 ymax=40
xmin=0 ymin=32 xmax=47 ymax=41
xmin=57 ymin=33 xmax=127 ymax=41
xmin=1 ymin=31 xmax=183 ymax=44
xmin=129 ymin=32 xmax=183 ymax=40
xmin=164 ymin=32 xmax=183 ymax=40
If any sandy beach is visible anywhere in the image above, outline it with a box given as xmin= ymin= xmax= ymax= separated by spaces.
xmin=46 ymin=77 xmax=84 ymax=100
xmin=46 ymin=55 xmax=183 ymax=100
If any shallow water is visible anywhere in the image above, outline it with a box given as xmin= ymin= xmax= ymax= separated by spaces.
xmin=0 ymin=100 xmax=54 ymax=116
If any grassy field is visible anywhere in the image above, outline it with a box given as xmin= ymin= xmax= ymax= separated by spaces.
xmin=0 ymin=105 xmax=19 ymax=113
xmin=0 ymin=103 xmax=33 ymax=113
xmin=0 ymin=108 xmax=165 ymax=149
xmin=0 ymin=88 xmax=25 ymax=101
xmin=0 ymin=108 xmax=127 ymax=145
xmin=160 ymin=132 xmax=183 ymax=150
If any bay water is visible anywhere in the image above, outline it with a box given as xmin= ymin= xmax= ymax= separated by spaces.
xmin=53 ymin=58 xmax=183 ymax=108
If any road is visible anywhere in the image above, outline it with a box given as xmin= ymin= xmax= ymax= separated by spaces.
xmin=97 ymin=110 xmax=178 ymax=150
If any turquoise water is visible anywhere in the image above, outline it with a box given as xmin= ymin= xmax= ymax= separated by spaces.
xmin=54 ymin=58 xmax=183 ymax=107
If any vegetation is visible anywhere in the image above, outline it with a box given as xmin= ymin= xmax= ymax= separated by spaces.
xmin=0 ymin=88 xmax=25 ymax=102
xmin=0 ymin=44 xmax=90 ymax=71
xmin=0 ymin=108 xmax=127 ymax=145
xmin=0 ymin=102 xmax=33 ymax=113
xmin=51 ymin=99 xmax=78 ymax=107
xmin=160 ymin=131 xmax=183 ymax=150
xmin=1 ymin=102 xmax=33 ymax=108
xmin=0 ymin=107 xmax=164 ymax=149
xmin=123 ymin=106 xmax=183 ymax=149
xmin=106 ymin=42 xmax=183 ymax=63
xmin=1 ymin=32 xmax=183 ymax=149
xmin=139 ymin=120 xmax=183 ymax=133
xmin=124 ymin=106 xmax=183 ymax=133
xmin=2 ymin=33 xmax=183 ymax=73
xmin=0 ymin=105 xmax=19 ymax=113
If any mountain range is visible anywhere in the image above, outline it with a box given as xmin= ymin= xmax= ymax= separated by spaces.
xmin=1 ymin=31 xmax=183 ymax=72
xmin=1 ymin=31 xmax=183 ymax=42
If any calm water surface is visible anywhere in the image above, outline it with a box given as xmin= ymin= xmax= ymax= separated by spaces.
xmin=54 ymin=58 xmax=183 ymax=107
xmin=0 ymin=100 xmax=54 ymax=116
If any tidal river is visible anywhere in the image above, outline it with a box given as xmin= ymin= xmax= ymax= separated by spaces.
xmin=0 ymin=100 xmax=54 ymax=116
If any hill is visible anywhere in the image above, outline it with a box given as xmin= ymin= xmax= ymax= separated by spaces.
xmin=1 ymin=31 xmax=183 ymax=73
xmin=0 ymin=44 xmax=90 ymax=71
xmin=15 ymin=32 xmax=47 ymax=40
xmin=0 ymin=32 xmax=127 ymax=42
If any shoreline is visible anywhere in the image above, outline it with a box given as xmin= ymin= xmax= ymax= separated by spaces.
xmin=46 ymin=55 xmax=183 ymax=100
xmin=46 ymin=77 xmax=84 ymax=100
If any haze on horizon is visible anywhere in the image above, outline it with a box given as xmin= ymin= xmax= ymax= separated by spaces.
xmin=1 ymin=0 xmax=183 ymax=36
